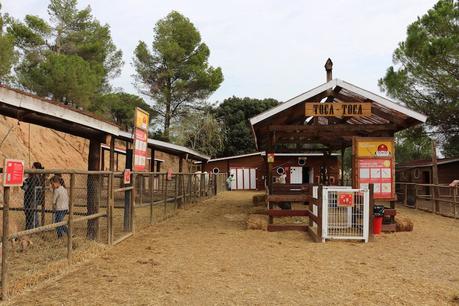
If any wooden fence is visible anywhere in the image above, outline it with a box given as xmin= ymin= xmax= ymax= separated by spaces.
xmin=395 ymin=182 xmax=459 ymax=218
xmin=0 ymin=170 xmax=227 ymax=300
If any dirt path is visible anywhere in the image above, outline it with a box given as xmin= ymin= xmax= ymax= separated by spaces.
xmin=7 ymin=192 xmax=459 ymax=305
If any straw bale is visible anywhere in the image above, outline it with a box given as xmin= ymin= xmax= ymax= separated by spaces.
xmin=395 ymin=217 xmax=414 ymax=232
xmin=247 ymin=214 xmax=268 ymax=230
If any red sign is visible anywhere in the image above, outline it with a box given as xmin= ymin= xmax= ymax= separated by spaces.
xmin=338 ymin=192 xmax=354 ymax=207
xmin=357 ymin=159 xmax=393 ymax=199
xmin=123 ymin=169 xmax=131 ymax=185
xmin=134 ymin=128 xmax=147 ymax=171
xmin=3 ymin=159 xmax=24 ymax=187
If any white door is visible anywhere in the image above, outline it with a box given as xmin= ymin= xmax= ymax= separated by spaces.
xmin=290 ymin=166 xmax=303 ymax=184
xmin=250 ymin=169 xmax=256 ymax=189
xmin=236 ymin=168 xmax=244 ymax=190
xmin=243 ymin=169 xmax=250 ymax=189
xmin=309 ymin=168 xmax=314 ymax=184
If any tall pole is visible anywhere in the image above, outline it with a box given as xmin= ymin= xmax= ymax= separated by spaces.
xmin=432 ymin=140 xmax=439 ymax=213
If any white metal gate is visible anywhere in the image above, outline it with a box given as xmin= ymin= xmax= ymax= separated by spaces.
xmin=322 ymin=186 xmax=369 ymax=242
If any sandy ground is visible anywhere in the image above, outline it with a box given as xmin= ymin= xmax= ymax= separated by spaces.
xmin=6 ymin=191 xmax=459 ymax=305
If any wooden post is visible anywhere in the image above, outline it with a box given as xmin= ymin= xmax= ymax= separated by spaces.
xmin=109 ymin=136 xmax=115 ymax=171
xmin=87 ymin=138 xmax=101 ymax=240
xmin=368 ymin=183 xmax=375 ymax=242
xmin=431 ymin=140 xmax=440 ymax=213
xmin=96 ymin=174 xmax=102 ymax=241
xmin=67 ymin=174 xmax=75 ymax=261
xmin=453 ymin=186 xmax=457 ymax=219
xmin=404 ymin=184 xmax=408 ymax=206
xmin=139 ymin=174 xmax=144 ymax=206
xmin=340 ymin=145 xmax=345 ymax=186
xmin=178 ymin=157 xmax=183 ymax=206
xmin=414 ymin=184 xmax=418 ymax=209
xmin=124 ymin=148 xmax=133 ymax=232
xmin=317 ymin=185 xmax=323 ymax=241
xmin=131 ymin=173 xmax=136 ymax=233
xmin=2 ymin=187 xmax=10 ymax=300
xmin=107 ymin=173 xmax=113 ymax=244
xmin=164 ymin=174 xmax=168 ymax=218
xmin=150 ymin=173 xmax=154 ymax=224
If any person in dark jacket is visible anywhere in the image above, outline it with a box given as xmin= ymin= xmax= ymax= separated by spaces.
xmin=22 ymin=162 xmax=45 ymax=229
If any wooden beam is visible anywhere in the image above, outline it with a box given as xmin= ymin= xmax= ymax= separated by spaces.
xmin=269 ymin=124 xmax=396 ymax=133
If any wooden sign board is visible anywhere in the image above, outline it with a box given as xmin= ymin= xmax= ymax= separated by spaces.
xmin=305 ymin=102 xmax=371 ymax=117
xmin=135 ymin=107 xmax=150 ymax=131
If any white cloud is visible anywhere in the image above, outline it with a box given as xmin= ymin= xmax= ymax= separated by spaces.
xmin=2 ymin=0 xmax=438 ymax=103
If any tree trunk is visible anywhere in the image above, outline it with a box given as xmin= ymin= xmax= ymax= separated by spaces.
xmin=163 ymin=80 xmax=172 ymax=139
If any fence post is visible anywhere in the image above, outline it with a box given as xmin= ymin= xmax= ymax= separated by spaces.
xmin=2 ymin=187 xmax=10 ymax=300
xmin=150 ymin=173 xmax=154 ymax=224
xmin=67 ymin=173 xmax=75 ymax=261
xmin=414 ymin=184 xmax=418 ymax=209
xmin=131 ymin=173 xmax=136 ymax=233
xmin=174 ymin=175 xmax=179 ymax=211
xmin=139 ymin=174 xmax=143 ymax=206
xmin=163 ymin=174 xmax=168 ymax=218
xmin=453 ymin=186 xmax=457 ymax=219
xmin=317 ymin=185 xmax=323 ymax=241
xmin=368 ymin=184 xmax=375 ymax=242
xmin=107 ymin=172 xmax=113 ymax=245
xmin=404 ymin=184 xmax=408 ymax=206
xmin=96 ymin=174 xmax=102 ymax=241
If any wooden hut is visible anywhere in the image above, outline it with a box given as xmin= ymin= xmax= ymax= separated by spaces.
xmin=249 ymin=59 xmax=427 ymax=233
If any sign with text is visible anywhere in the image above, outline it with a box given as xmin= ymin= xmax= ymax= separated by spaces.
xmin=356 ymin=139 xmax=394 ymax=158
xmin=305 ymin=102 xmax=372 ymax=117
xmin=123 ymin=169 xmax=131 ymax=185
xmin=358 ymin=159 xmax=393 ymax=199
xmin=135 ymin=107 xmax=150 ymax=131
xmin=337 ymin=192 xmax=354 ymax=207
xmin=3 ymin=159 xmax=24 ymax=187
xmin=134 ymin=128 xmax=147 ymax=171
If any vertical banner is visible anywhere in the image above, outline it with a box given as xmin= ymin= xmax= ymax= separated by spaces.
xmin=133 ymin=107 xmax=150 ymax=172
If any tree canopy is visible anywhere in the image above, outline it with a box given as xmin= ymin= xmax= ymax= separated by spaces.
xmin=89 ymin=93 xmax=156 ymax=130
xmin=379 ymin=0 xmax=459 ymax=157
xmin=133 ymin=11 xmax=223 ymax=139
xmin=8 ymin=0 xmax=122 ymax=108
xmin=215 ymin=96 xmax=279 ymax=157
xmin=0 ymin=4 xmax=17 ymax=82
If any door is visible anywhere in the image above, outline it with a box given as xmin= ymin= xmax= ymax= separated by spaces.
xmin=243 ymin=169 xmax=250 ymax=189
xmin=236 ymin=168 xmax=244 ymax=190
xmin=250 ymin=169 xmax=256 ymax=189
xmin=290 ymin=166 xmax=303 ymax=184
xmin=230 ymin=168 xmax=257 ymax=190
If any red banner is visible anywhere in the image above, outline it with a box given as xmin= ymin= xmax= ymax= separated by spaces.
xmin=4 ymin=159 xmax=24 ymax=187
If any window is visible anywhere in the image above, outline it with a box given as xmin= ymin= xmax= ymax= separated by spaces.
xmin=212 ymin=167 xmax=220 ymax=174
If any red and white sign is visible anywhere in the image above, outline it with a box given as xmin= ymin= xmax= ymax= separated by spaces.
xmin=3 ymin=159 xmax=24 ymax=187
xmin=134 ymin=128 xmax=147 ymax=171
xmin=358 ymin=159 xmax=393 ymax=199
xmin=338 ymin=192 xmax=354 ymax=207
xmin=123 ymin=169 xmax=131 ymax=185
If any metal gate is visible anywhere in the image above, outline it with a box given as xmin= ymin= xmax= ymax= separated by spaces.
xmin=322 ymin=186 xmax=369 ymax=242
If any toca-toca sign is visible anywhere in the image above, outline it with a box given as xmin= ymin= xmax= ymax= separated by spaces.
xmin=305 ymin=102 xmax=372 ymax=117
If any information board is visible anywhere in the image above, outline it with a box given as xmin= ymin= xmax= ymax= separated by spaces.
xmin=305 ymin=102 xmax=372 ymax=117
xmin=135 ymin=107 xmax=150 ymax=130
xmin=353 ymin=137 xmax=395 ymax=200
xmin=134 ymin=128 xmax=147 ymax=171
xmin=3 ymin=159 xmax=24 ymax=187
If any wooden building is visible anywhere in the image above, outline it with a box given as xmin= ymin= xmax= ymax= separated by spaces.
xmin=204 ymin=152 xmax=340 ymax=190
xmin=396 ymin=157 xmax=459 ymax=185
xmin=248 ymin=59 xmax=427 ymax=233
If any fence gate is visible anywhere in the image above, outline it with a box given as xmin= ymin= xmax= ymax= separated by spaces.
xmin=110 ymin=172 xmax=134 ymax=245
xmin=321 ymin=187 xmax=369 ymax=242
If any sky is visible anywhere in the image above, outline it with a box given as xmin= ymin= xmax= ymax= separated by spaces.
xmin=2 ymin=0 xmax=438 ymax=104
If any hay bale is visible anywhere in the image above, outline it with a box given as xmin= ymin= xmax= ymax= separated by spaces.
xmin=395 ymin=217 xmax=414 ymax=232
xmin=252 ymin=194 xmax=266 ymax=205
xmin=247 ymin=214 xmax=268 ymax=231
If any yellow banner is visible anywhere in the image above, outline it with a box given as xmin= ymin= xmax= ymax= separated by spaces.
xmin=356 ymin=139 xmax=394 ymax=158
xmin=135 ymin=107 xmax=150 ymax=131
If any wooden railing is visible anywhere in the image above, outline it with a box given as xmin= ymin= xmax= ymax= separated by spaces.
xmin=395 ymin=182 xmax=458 ymax=219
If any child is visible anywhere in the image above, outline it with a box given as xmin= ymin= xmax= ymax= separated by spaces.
xmin=50 ymin=175 xmax=69 ymax=238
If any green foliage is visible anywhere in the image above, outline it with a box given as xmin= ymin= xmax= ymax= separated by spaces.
xmin=379 ymin=0 xmax=459 ymax=156
xmin=395 ymin=127 xmax=432 ymax=163
xmin=133 ymin=11 xmax=223 ymax=139
xmin=0 ymin=4 xmax=17 ymax=82
xmin=171 ymin=111 xmax=224 ymax=157
xmin=215 ymin=96 xmax=279 ymax=157
xmin=8 ymin=0 xmax=122 ymax=107
xmin=90 ymin=93 xmax=156 ymax=130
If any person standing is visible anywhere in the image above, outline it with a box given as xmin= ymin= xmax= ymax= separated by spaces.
xmin=22 ymin=162 xmax=45 ymax=229
xmin=50 ymin=175 xmax=69 ymax=238
xmin=226 ymin=174 xmax=235 ymax=191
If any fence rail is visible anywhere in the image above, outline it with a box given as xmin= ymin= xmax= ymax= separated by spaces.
xmin=395 ymin=182 xmax=459 ymax=218
xmin=0 ymin=170 xmax=227 ymax=300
